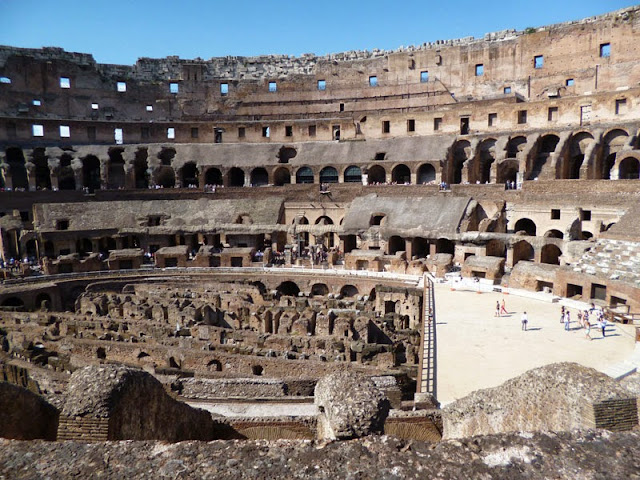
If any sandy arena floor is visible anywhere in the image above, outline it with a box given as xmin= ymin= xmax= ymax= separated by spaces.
xmin=435 ymin=284 xmax=637 ymax=405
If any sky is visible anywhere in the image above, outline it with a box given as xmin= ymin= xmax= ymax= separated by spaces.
xmin=0 ymin=1 xmax=636 ymax=65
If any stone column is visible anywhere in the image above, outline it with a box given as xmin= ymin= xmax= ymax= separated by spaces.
xmin=48 ymin=158 xmax=60 ymax=191
xmin=72 ymin=158 xmax=83 ymax=191
xmin=0 ymin=155 xmax=11 ymax=190
xmin=24 ymin=149 xmax=36 ymax=191
xmin=99 ymin=158 xmax=109 ymax=190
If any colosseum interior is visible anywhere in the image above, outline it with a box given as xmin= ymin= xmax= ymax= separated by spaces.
xmin=1 ymin=5 xmax=640 ymax=478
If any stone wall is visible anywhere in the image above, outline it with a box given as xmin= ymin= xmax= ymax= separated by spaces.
xmin=0 ymin=382 xmax=59 ymax=440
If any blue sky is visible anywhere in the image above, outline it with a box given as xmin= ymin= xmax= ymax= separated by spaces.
xmin=0 ymin=1 xmax=635 ymax=64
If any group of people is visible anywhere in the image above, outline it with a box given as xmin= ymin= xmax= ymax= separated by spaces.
xmin=560 ymin=304 xmax=608 ymax=340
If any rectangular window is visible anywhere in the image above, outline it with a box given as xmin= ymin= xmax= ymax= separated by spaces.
xmin=600 ymin=43 xmax=610 ymax=58
xmin=141 ymin=127 xmax=150 ymax=139
xmin=268 ymin=81 xmax=277 ymax=92
xmin=59 ymin=125 xmax=70 ymax=138
xmin=169 ymin=82 xmax=179 ymax=94
xmin=548 ymin=106 xmax=558 ymax=121
xmin=285 ymin=125 xmax=293 ymax=137
xmin=220 ymin=83 xmax=228 ymax=95
xmin=518 ymin=110 xmax=527 ymax=124
xmin=407 ymin=119 xmax=415 ymax=132
xmin=191 ymin=127 xmax=199 ymax=139
xmin=615 ymin=98 xmax=627 ymax=115
xmin=566 ymin=78 xmax=574 ymax=87
xmin=308 ymin=125 xmax=316 ymax=137
xmin=488 ymin=113 xmax=497 ymax=127
xmin=339 ymin=103 xmax=344 ymax=112
xmin=382 ymin=120 xmax=390 ymax=133
xmin=87 ymin=126 xmax=96 ymax=141
xmin=460 ymin=117 xmax=469 ymax=135
xmin=117 ymin=81 xmax=127 ymax=92
xmin=582 ymin=210 xmax=592 ymax=221
xmin=262 ymin=126 xmax=270 ymax=138
xmin=146 ymin=105 xmax=153 ymax=112
xmin=475 ymin=64 xmax=484 ymax=76
xmin=420 ymin=71 xmax=429 ymax=83
xmin=534 ymin=55 xmax=544 ymax=69
xmin=32 ymin=124 xmax=44 ymax=137
xmin=60 ymin=77 xmax=70 ymax=88
xmin=0 ymin=76 xmax=11 ymax=84
xmin=551 ymin=209 xmax=561 ymax=220
xmin=214 ymin=128 xmax=222 ymax=143
xmin=238 ymin=126 xmax=246 ymax=138
xmin=56 ymin=220 xmax=69 ymax=230
xmin=91 ymin=103 xmax=99 ymax=110
xmin=167 ymin=127 xmax=175 ymax=139
xmin=114 ymin=128 xmax=123 ymax=145
xmin=503 ymin=86 xmax=512 ymax=94
xmin=369 ymin=76 xmax=378 ymax=87
xmin=32 ymin=99 xmax=41 ymax=106
xmin=433 ymin=117 xmax=442 ymax=131
xmin=317 ymin=79 xmax=326 ymax=90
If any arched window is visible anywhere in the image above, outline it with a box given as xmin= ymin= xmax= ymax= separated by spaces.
xmin=392 ymin=164 xmax=411 ymax=184
xmin=250 ymin=167 xmax=269 ymax=186
xmin=181 ymin=162 xmax=199 ymax=187
xmin=514 ymin=218 xmax=537 ymax=236
xmin=319 ymin=166 xmax=339 ymax=183
xmin=296 ymin=167 xmax=314 ymax=184
xmin=344 ymin=165 xmax=362 ymax=183
xmin=417 ymin=164 xmax=436 ymax=184
xmin=228 ymin=167 xmax=245 ymax=187
xmin=205 ymin=167 xmax=223 ymax=185
xmin=273 ymin=167 xmax=291 ymax=186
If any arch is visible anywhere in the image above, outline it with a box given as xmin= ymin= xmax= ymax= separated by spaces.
xmin=315 ymin=215 xmax=334 ymax=226
xmin=601 ymin=129 xmax=629 ymax=179
xmin=228 ymin=167 xmax=245 ymax=187
xmin=158 ymin=148 xmax=176 ymax=166
xmin=477 ymin=139 xmax=496 ymax=183
xmin=541 ymin=244 xmax=562 ymax=265
xmin=507 ymin=136 xmax=527 ymax=159
xmin=582 ymin=231 xmax=594 ymax=240
xmin=277 ymin=281 xmax=300 ymax=297
xmin=497 ymin=159 xmax=519 ymax=184
xmin=82 ymin=155 xmax=101 ymax=192
xmin=250 ymin=167 xmax=269 ymax=186
xmin=340 ymin=285 xmax=359 ymax=298
xmin=367 ymin=165 xmax=386 ymax=184
xmin=204 ymin=167 xmax=223 ymax=185
xmin=137 ymin=351 xmax=151 ymax=359
xmin=107 ymin=149 xmax=126 ymax=189
xmin=391 ymin=164 xmax=411 ymax=184
xmin=295 ymin=166 xmax=314 ymax=184
xmin=181 ymin=162 xmax=199 ymax=187
xmin=33 ymin=149 xmax=51 ymax=190
xmin=565 ymin=132 xmax=594 ymax=179
xmin=273 ymin=167 xmax=291 ymax=186
xmin=207 ymin=359 xmax=222 ymax=371
xmin=35 ymin=293 xmax=51 ymax=310
xmin=529 ymin=135 xmax=559 ymax=180
xmin=417 ymin=163 xmax=436 ymax=184
xmin=251 ymin=365 xmax=263 ymax=376
xmin=1 ymin=297 xmax=25 ymax=308
xmin=514 ymin=218 xmax=536 ymax=236
xmin=544 ymin=229 xmax=564 ymax=239
xmin=156 ymin=166 xmax=175 ymax=188
xmin=58 ymin=155 xmax=76 ymax=190
xmin=451 ymin=140 xmax=471 ymax=184
xmin=6 ymin=148 xmax=28 ymax=190
xmin=412 ymin=237 xmax=429 ymax=258
xmin=619 ymin=157 xmax=640 ymax=179
xmin=512 ymin=240 xmax=534 ymax=266
xmin=388 ymin=236 xmax=406 ymax=255
xmin=343 ymin=165 xmax=362 ymax=183
xmin=435 ymin=238 xmax=454 ymax=255
xmin=319 ymin=166 xmax=339 ymax=183
xmin=310 ymin=283 xmax=329 ymax=297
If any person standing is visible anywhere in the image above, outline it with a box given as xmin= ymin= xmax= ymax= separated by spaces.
xmin=495 ymin=301 xmax=501 ymax=317
xmin=500 ymin=299 xmax=508 ymax=316
xmin=521 ymin=311 xmax=528 ymax=331
xmin=560 ymin=306 xmax=565 ymax=324
xmin=564 ymin=310 xmax=571 ymax=331
xmin=585 ymin=317 xmax=592 ymax=340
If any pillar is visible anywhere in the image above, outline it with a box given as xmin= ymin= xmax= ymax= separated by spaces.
xmin=99 ymin=158 xmax=109 ymax=190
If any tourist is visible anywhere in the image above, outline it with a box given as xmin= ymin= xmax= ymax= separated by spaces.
xmin=500 ymin=299 xmax=508 ymax=316
xmin=495 ymin=300 xmax=501 ymax=317
xmin=564 ymin=310 xmax=571 ymax=331
xmin=560 ymin=305 xmax=565 ymax=324
xmin=585 ymin=317 xmax=592 ymax=340
xmin=521 ymin=311 xmax=528 ymax=331
xmin=598 ymin=318 xmax=607 ymax=338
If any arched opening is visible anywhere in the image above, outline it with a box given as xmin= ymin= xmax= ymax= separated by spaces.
xmin=435 ymin=238 xmax=454 ymax=255
xmin=544 ymin=229 xmax=564 ymax=239
xmin=391 ymin=164 xmax=411 ymax=184
xmin=33 ymin=149 xmax=51 ymax=190
xmin=344 ymin=165 xmax=362 ymax=183
xmin=512 ymin=240 xmax=534 ymax=266
xmin=451 ymin=140 xmax=470 ymax=184
xmin=514 ymin=218 xmax=537 ymax=236
xmin=58 ymin=155 xmax=76 ymax=190
xmin=6 ymin=148 xmax=28 ymax=190
xmin=156 ymin=166 xmax=175 ymax=188
xmin=168 ymin=357 xmax=181 ymax=369
xmin=251 ymin=365 xmax=263 ymax=376
xmin=296 ymin=167 xmax=314 ymax=184
xmin=582 ymin=231 xmax=593 ymax=240
xmin=340 ymin=285 xmax=358 ymax=298
xmin=82 ymin=155 xmax=101 ymax=192
xmin=181 ymin=162 xmax=199 ymax=187
xmin=277 ymin=281 xmax=300 ymax=297
xmin=133 ymin=150 xmax=149 ymax=189
xmin=619 ymin=157 xmax=640 ymax=179
xmin=158 ymin=148 xmax=176 ymax=166
xmin=601 ymin=129 xmax=628 ymax=179
xmin=507 ymin=136 xmax=527 ymax=159
xmin=96 ymin=347 xmax=106 ymax=360
xmin=541 ymin=244 xmax=562 ymax=265
xmin=35 ymin=293 xmax=51 ymax=310
xmin=273 ymin=167 xmax=291 ymax=186
xmin=137 ymin=351 xmax=150 ymax=359
xmin=477 ymin=139 xmax=496 ymax=183
xmin=205 ymin=167 xmax=223 ymax=185
xmin=565 ymin=132 xmax=593 ymax=179
xmin=311 ymin=283 xmax=329 ymax=297
xmin=76 ymin=238 xmax=93 ymax=256
xmin=417 ymin=164 xmax=436 ymax=184
xmin=367 ymin=165 xmax=386 ymax=184
xmin=388 ymin=236 xmax=406 ymax=254
xmin=343 ymin=234 xmax=357 ymax=253
xmin=496 ymin=159 xmax=519 ymax=184
xmin=1 ymin=297 xmax=25 ymax=308
xmin=370 ymin=213 xmax=386 ymax=226
xmin=107 ymin=149 xmax=126 ymax=189
xmin=319 ymin=166 xmax=339 ymax=184
xmin=529 ymin=135 xmax=559 ymax=180
xmin=412 ymin=237 xmax=429 ymax=258
xmin=315 ymin=216 xmax=334 ymax=226
xmin=250 ymin=167 xmax=269 ymax=186
xmin=228 ymin=167 xmax=245 ymax=187
xmin=207 ymin=359 xmax=222 ymax=371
